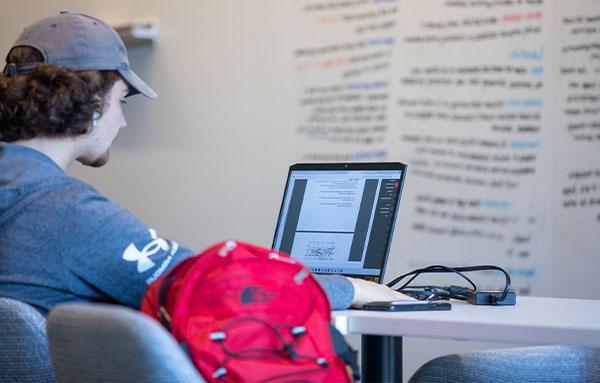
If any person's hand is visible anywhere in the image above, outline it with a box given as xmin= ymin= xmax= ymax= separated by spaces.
xmin=347 ymin=277 xmax=415 ymax=308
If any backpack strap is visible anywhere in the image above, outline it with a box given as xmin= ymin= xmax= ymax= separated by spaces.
xmin=329 ymin=324 xmax=360 ymax=381
xmin=157 ymin=268 xmax=179 ymax=330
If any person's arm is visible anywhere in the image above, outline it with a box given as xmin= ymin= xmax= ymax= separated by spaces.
xmin=61 ymin=182 xmax=194 ymax=308
xmin=61 ymin=180 xmax=410 ymax=310
xmin=346 ymin=277 xmax=414 ymax=307
xmin=314 ymin=274 xmax=354 ymax=310
xmin=315 ymin=274 xmax=414 ymax=310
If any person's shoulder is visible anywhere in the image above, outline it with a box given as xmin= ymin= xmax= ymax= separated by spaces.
xmin=54 ymin=177 xmax=112 ymax=212
xmin=61 ymin=176 xmax=103 ymax=195
xmin=0 ymin=142 xmax=74 ymax=191
xmin=60 ymin=177 xmax=142 ymax=226
xmin=0 ymin=144 xmax=87 ymax=206
xmin=1 ymin=142 xmax=62 ymax=172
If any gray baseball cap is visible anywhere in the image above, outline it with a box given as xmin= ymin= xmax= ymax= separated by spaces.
xmin=4 ymin=11 xmax=157 ymax=99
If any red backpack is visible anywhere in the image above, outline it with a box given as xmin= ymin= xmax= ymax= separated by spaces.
xmin=141 ymin=240 xmax=358 ymax=382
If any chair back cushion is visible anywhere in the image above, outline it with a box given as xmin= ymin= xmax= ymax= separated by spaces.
xmin=0 ymin=297 xmax=55 ymax=383
xmin=409 ymin=345 xmax=600 ymax=383
xmin=47 ymin=303 xmax=205 ymax=383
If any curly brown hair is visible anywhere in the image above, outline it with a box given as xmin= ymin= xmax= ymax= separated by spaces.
xmin=0 ymin=47 xmax=122 ymax=142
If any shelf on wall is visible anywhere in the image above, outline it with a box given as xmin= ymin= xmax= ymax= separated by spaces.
xmin=114 ymin=22 xmax=159 ymax=47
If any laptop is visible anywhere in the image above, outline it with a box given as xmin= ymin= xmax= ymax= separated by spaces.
xmin=272 ymin=162 xmax=407 ymax=283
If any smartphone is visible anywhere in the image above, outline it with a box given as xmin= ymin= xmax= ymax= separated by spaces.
xmin=363 ymin=300 xmax=451 ymax=312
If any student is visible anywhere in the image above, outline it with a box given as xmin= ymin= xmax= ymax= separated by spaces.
xmin=0 ymin=11 xmax=408 ymax=315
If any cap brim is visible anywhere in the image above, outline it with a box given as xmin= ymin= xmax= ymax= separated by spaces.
xmin=118 ymin=67 xmax=157 ymax=99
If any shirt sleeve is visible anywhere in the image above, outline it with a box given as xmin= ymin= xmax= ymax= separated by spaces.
xmin=314 ymin=274 xmax=355 ymax=310
xmin=61 ymin=182 xmax=194 ymax=308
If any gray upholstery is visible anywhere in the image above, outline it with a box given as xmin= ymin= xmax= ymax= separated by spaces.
xmin=0 ymin=297 xmax=55 ymax=383
xmin=47 ymin=303 xmax=205 ymax=383
xmin=409 ymin=345 xmax=600 ymax=383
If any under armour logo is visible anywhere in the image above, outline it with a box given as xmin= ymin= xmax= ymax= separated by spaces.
xmin=122 ymin=229 xmax=170 ymax=273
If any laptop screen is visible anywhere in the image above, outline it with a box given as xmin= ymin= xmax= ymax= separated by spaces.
xmin=273 ymin=163 xmax=406 ymax=282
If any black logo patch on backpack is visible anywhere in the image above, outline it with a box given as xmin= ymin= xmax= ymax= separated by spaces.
xmin=240 ymin=286 xmax=275 ymax=304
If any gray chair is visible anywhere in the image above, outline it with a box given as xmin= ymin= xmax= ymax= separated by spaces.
xmin=0 ymin=297 xmax=55 ymax=383
xmin=47 ymin=303 xmax=205 ymax=383
xmin=409 ymin=345 xmax=600 ymax=383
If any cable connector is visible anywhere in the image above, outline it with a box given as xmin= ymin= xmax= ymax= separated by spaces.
xmin=448 ymin=285 xmax=470 ymax=296
xmin=467 ymin=290 xmax=516 ymax=306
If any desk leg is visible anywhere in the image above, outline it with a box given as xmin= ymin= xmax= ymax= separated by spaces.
xmin=361 ymin=335 xmax=403 ymax=383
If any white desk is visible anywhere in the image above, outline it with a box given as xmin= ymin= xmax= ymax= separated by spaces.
xmin=332 ymin=297 xmax=600 ymax=382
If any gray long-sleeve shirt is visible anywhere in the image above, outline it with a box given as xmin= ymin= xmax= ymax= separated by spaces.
xmin=0 ymin=143 xmax=353 ymax=313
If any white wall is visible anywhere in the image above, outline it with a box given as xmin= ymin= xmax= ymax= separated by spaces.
xmin=1 ymin=1 xmax=598 ymax=381
xmin=1 ymin=0 xmax=296 ymax=250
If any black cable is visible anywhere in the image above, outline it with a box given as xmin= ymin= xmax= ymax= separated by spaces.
xmin=387 ymin=265 xmax=478 ymax=291
xmin=399 ymin=285 xmax=470 ymax=301
xmin=387 ymin=264 xmax=512 ymax=302
xmin=451 ymin=265 xmax=512 ymax=302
